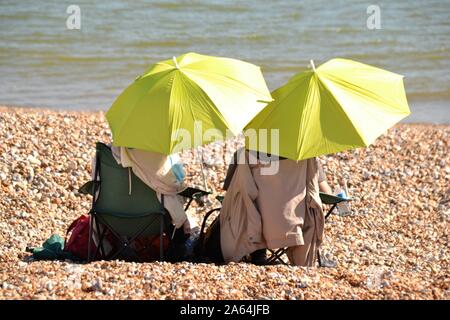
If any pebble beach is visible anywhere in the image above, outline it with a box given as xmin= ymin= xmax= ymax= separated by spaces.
xmin=0 ymin=106 xmax=448 ymax=300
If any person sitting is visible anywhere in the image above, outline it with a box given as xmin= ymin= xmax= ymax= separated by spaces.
xmin=318 ymin=162 xmax=333 ymax=194
xmin=220 ymin=148 xmax=324 ymax=267
xmin=107 ymin=146 xmax=195 ymax=235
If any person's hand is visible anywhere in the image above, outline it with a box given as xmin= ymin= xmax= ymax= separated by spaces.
xmin=183 ymin=219 xmax=191 ymax=235
xmin=319 ymin=180 xmax=333 ymax=194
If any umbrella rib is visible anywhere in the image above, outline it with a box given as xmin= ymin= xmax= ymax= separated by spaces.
xmin=315 ymin=74 xmax=368 ymax=146
xmin=167 ymin=71 xmax=204 ymax=148
xmin=184 ymin=74 xmax=235 ymax=132
xmin=322 ymin=72 xmax=407 ymax=113
xmin=167 ymin=71 xmax=182 ymax=151
xmin=140 ymin=62 xmax=176 ymax=79
xmin=111 ymin=71 xmax=172 ymax=151
xmin=168 ymin=72 xmax=230 ymax=148
xmin=296 ymin=75 xmax=318 ymax=159
xmin=253 ymin=73 xmax=311 ymax=128
xmin=184 ymin=67 xmax=272 ymax=99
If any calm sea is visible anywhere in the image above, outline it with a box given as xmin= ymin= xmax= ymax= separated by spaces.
xmin=1 ymin=0 xmax=449 ymax=123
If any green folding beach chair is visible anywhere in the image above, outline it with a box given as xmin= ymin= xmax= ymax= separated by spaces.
xmin=79 ymin=142 xmax=209 ymax=262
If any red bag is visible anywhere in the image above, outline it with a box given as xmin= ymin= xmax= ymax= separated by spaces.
xmin=65 ymin=215 xmax=169 ymax=261
xmin=64 ymin=215 xmax=96 ymax=260
xmin=134 ymin=234 xmax=170 ymax=262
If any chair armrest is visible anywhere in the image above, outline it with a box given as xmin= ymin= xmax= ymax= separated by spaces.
xmin=215 ymin=195 xmax=225 ymax=204
xmin=319 ymin=192 xmax=352 ymax=205
xmin=178 ymin=187 xmax=211 ymax=199
xmin=78 ymin=181 xmax=99 ymax=196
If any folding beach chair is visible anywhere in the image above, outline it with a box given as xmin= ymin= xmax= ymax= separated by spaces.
xmin=79 ymin=142 xmax=209 ymax=262
xmin=200 ymin=192 xmax=352 ymax=266
xmin=266 ymin=192 xmax=352 ymax=266
xmin=196 ymin=197 xmax=223 ymax=263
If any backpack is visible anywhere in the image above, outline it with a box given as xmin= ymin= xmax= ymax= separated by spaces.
xmin=133 ymin=233 xmax=170 ymax=262
xmin=196 ymin=211 xmax=224 ymax=263
xmin=64 ymin=215 xmax=96 ymax=260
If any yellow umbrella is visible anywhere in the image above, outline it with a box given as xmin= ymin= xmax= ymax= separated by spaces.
xmin=106 ymin=52 xmax=272 ymax=154
xmin=245 ymin=58 xmax=411 ymax=160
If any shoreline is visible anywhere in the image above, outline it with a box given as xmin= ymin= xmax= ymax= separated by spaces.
xmin=0 ymin=106 xmax=448 ymax=299
xmin=1 ymin=104 xmax=449 ymax=128
xmin=2 ymin=100 xmax=450 ymax=125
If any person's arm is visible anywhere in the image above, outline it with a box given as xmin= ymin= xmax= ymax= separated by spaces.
xmin=320 ymin=180 xmax=333 ymax=194
xmin=318 ymin=162 xmax=333 ymax=194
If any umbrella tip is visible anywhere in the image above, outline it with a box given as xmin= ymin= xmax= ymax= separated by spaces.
xmin=173 ymin=56 xmax=180 ymax=69
xmin=310 ymin=60 xmax=316 ymax=72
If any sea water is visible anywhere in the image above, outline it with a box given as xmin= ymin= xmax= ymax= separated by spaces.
xmin=0 ymin=0 xmax=449 ymax=123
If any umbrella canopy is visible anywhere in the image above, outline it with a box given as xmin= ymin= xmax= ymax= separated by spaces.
xmin=106 ymin=52 xmax=272 ymax=154
xmin=245 ymin=58 xmax=411 ymax=160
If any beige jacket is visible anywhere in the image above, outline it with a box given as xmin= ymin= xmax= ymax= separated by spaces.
xmin=220 ymin=149 xmax=324 ymax=264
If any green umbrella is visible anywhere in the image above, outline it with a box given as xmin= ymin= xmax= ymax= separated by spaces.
xmin=245 ymin=58 xmax=411 ymax=160
xmin=106 ymin=52 xmax=272 ymax=154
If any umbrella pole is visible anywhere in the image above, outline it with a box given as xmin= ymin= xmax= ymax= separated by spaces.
xmin=199 ymin=148 xmax=209 ymax=192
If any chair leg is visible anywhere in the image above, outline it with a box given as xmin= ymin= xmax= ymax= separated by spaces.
xmin=266 ymin=249 xmax=277 ymax=264
xmin=94 ymin=225 xmax=107 ymax=259
xmin=317 ymin=249 xmax=322 ymax=267
xmin=90 ymin=213 xmax=166 ymax=262
xmin=325 ymin=204 xmax=337 ymax=220
xmin=184 ymin=198 xmax=194 ymax=211
xmin=94 ymin=216 xmax=108 ymax=258
xmin=88 ymin=214 xmax=93 ymax=262
xmin=266 ymin=248 xmax=288 ymax=265
xmin=278 ymin=249 xmax=288 ymax=265
xmin=160 ymin=215 xmax=164 ymax=261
